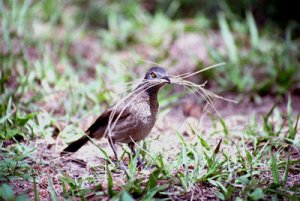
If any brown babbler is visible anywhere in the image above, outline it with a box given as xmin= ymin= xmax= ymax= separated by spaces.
xmin=61 ymin=67 xmax=171 ymax=166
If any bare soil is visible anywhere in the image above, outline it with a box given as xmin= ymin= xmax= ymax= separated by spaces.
xmin=8 ymin=94 xmax=300 ymax=200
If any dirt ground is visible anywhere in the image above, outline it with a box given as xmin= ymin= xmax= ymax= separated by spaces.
xmin=8 ymin=94 xmax=300 ymax=200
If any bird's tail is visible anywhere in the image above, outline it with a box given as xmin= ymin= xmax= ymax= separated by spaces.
xmin=61 ymin=135 xmax=89 ymax=155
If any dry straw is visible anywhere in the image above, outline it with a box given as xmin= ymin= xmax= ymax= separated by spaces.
xmin=104 ymin=63 xmax=237 ymax=140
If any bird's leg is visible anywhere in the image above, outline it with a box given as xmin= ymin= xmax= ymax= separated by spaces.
xmin=108 ymin=136 xmax=118 ymax=160
xmin=108 ymin=136 xmax=125 ymax=169
xmin=128 ymin=142 xmax=143 ymax=166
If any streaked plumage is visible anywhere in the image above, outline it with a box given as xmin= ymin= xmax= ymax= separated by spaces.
xmin=61 ymin=67 xmax=170 ymax=164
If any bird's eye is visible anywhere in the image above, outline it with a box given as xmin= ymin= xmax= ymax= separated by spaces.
xmin=150 ymin=72 xmax=157 ymax=78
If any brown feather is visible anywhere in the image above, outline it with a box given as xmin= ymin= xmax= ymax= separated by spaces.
xmin=62 ymin=107 xmax=131 ymax=154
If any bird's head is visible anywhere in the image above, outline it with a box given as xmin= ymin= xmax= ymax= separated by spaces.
xmin=140 ymin=66 xmax=171 ymax=94
xmin=144 ymin=66 xmax=171 ymax=84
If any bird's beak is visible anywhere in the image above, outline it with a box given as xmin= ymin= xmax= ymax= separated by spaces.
xmin=161 ymin=76 xmax=171 ymax=84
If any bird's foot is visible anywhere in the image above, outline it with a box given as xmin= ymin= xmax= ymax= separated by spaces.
xmin=110 ymin=158 xmax=127 ymax=170
xmin=137 ymin=157 xmax=143 ymax=166
xmin=136 ymin=157 xmax=146 ymax=169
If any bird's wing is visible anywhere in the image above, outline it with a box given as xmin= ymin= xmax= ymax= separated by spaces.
xmin=85 ymin=105 xmax=131 ymax=136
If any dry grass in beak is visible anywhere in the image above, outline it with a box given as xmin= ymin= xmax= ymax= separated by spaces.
xmin=105 ymin=79 xmax=169 ymax=138
xmin=168 ymin=63 xmax=237 ymax=117
xmin=105 ymin=62 xmax=237 ymax=138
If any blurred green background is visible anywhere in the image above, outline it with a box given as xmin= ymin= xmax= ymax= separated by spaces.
xmin=1 ymin=1 xmax=300 ymax=200
xmin=0 ymin=0 xmax=300 ymax=95
xmin=1 ymin=0 xmax=300 ymax=139
xmin=1 ymin=0 xmax=299 ymax=99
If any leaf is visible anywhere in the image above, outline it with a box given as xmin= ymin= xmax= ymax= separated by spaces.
xmin=141 ymin=184 xmax=168 ymax=201
xmin=120 ymin=190 xmax=134 ymax=201
xmin=197 ymin=135 xmax=211 ymax=151
xmin=176 ymin=131 xmax=187 ymax=146
xmin=33 ymin=174 xmax=40 ymax=201
xmin=246 ymin=11 xmax=259 ymax=48
xmin=6 ymin=97 xmax=12 ymax=118
xmin=292 ymin=114 xmax=299 ymax=140
xmin=249 ymin=188 xmax=264 ymax=200
xmin=4 ymin=127 xmax=19 ymax=140
xmin=263 ymin=105 xmax=276 ymax=135
xmin=282 ymin=156 xmax=290 ymax=186
xmin=60 ymin=177 xmax=68 ymax=197
xmin=0 ymin=183 xmax=15 ymax=201
xmin=219 ymin=118 xmax=229 ymax=136
xmin=270 ymin=151 xmax=279 ymax=184
xmin=48 ymin=177 xmax=58 ymax=201
xmin=16 ymin=194 xmax=29 ymax=201
xmin=218 ymin=13 xmax=238 ymax=64
xmin=288 ymin=103 xmax=299 ymax=140
xmin=146 ymin=169 xmax=161 ymax=190
xmin=245 ymin=148 xmax=252 ymax=164
xmin=287 ymin=94 xmax=294 ymax=139
xmin=0 ymin=97 xmax=13 ymax=124
xmin=214 ymin=190 xmax=225 ymax=200
xmin=87 ymin=135 xmax=113 ymax=164
xmin=213 ymin=139 xmax=223 ymax=155
xmin=107 ymin=165 xmax=115 ymax=197
xmin=127 ymin=150 xmax=138 ymax=179
xmin=17 ymin=113 xmax=36 ymax=126
xmin=208 ymin=179 xmax=227 ymax=195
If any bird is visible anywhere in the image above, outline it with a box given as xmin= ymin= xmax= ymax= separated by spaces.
xmin=61 ymin=66 xmax=171 ymax=166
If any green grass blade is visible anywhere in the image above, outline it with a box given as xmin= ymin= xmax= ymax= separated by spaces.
xmin=33 ymin=174 xmax=40 ymax=201
xmin=197 ymin=135 xmax=211 ymax=151
xmin=0 ymin=183 xmax=15 ymax=201
xmin=1 ymin=97 xmax=13 ymax=124
xmin=270 ymin=151 xmax=279 ymax=184
xmin=48 ymin=177 xmax=58 ymax=201
xmin=15 ymin=194 xmax=29 ymax=201
xmin=287 ymin=95 xmax=294 ymax=139
xmin=219 ymin=118 xmax=229 ymax=136
xmin=292 ymin=114 xmax=299 ymax=140
xmin=282 ymin=156 xmax=290 ymax=186
xmin=246 ymin=11 xmax=259 ymax=48
xmin=263 ymin=105 xmax=276 ymax=135
xmin=120 ymin=190 xmax=134 ymax=201
xmin=141 ymin=184 xmax=168 ymax=201
xmin=287 ymin=94 xmax=299 ymax=141
xmin=249 ymin=188 xmax=264 ymax=200
xmin=107 ymin=165 xmax=115 ymax=197
xmin=214 ymin=139 xmax=223 ymax=156
xmin=218 ymin=13 xmax=239 ymax=64
xmin=86 ymin=135 xmax=113 ymax=164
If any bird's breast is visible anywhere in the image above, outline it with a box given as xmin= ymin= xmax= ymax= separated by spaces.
xmin=111 ymin=100 xmax=158 ymax=143
xmin=133 ymin=101 xmax=157 ymax=133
